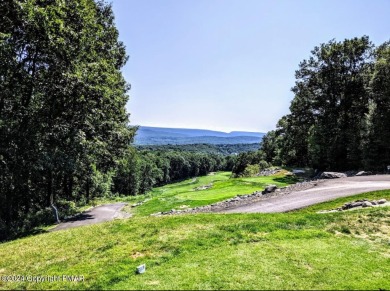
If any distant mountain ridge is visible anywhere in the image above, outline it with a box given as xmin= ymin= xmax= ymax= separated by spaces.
xmin=134 ymin=126 xmax=265 ymax=145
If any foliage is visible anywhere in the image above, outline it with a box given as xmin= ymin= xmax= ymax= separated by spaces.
xmin=231 ymin=150 xmax=268 ymax=177
xmin=136 ymin=143 xmax=260 ymax=156
xmin=363 ymin=41 xmax=390 ymax=170
xmin=241 ymin=164 xmax=259 ymax=177
xmin=261 ymin=36 xmax=390 ymax=171
xmin=0 ymin=0 xmax=135 ymax=240
xmin=112 ymin=150 xmax=229 ymax=196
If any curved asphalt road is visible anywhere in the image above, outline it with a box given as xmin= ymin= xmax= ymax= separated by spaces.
xmin=52 ymin=202 xmax=129 ymax=231
xmin=224 ymin=175 xmax=390 ymax=213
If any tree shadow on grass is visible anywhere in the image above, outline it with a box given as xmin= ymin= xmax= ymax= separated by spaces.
xmin=63 ymin=212 xmax=94 ymax=222
xmin=3 ymin=226 xmax=50 ymax=243
xmin=273 ymin=175 xmax=300 ymax=184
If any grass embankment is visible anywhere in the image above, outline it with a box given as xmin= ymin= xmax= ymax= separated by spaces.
xmin=129 ymin=171 xmax=297 ymax=216
xmin=0 ymin=189 xmax=389 ymax=290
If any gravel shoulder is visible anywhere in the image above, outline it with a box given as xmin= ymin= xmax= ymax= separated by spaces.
xmin=223 ymin=175 xmax=390 ymax=213
xmin=51 ymin=202 xmax=130 ymax=231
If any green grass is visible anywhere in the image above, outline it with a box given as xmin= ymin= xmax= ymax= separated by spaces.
xmin=296 ymin=189 xmax=390 ymax=213
xmin=132 ymin=171 xmax=297 ymax=216
xmin=1 ymin=175 xmax=389 ymax=290
xmin=0 ymin=199 xmax=389 ymax=290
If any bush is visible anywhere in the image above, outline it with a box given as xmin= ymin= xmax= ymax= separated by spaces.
xmin=56 ymin=200 xmax=78 ymax=219
xmin=242 ymin=164 xmax=260 ymax=177
xmin=259 ymin=160 xmax=270 ymax=171
xmin=91 ymin=166 xmax=114 ymax=198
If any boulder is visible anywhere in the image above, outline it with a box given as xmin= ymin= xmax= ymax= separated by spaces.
xmin=319 ymin=172 xmax=347 ymax=179
xmin=355 ymin=171 xmax=372 ymax=176
xmin=351 ymin=202 xmax=363 ymax=208
xmin=342 ymin=203 xmax=352 ymax=210
xmin=262 ymin=185 xmax=278 ymax=194
xmin=377 ymin=199 xmax=387 ymax=204
xmin=258 ymin=169 xmax=281 ymax=176
xmin=362 ymin=201 xmax=373 ymax=207
xmin=292 ymin=169 xmax=305 ymax=175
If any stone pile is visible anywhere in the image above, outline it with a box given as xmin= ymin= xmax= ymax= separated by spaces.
xmin=319 ymin=198 xmax=388 ymax=213
xmin=319 ymin=172 xmax=347 ymax=179
xmin=257 ymin=168 xmax=282 ymax=176
xmin=337 ymin=198 xmax=387 ymax=211
xmin=194 ymin=183 xmax=213 ymax=191
xmin=316 ymin=170 xmax=375 ymax=179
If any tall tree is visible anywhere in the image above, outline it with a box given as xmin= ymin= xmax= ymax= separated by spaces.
xmin=263 ymin=37 xmax=374 ymax=170
xmin=363 ymin=41 xmax=390 ymax=170
xmin=0 ymin=0 xmax=135 ymax=239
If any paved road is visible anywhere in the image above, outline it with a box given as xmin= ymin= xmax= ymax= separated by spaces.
xmin=52 ymin=202 xmax=129 ymax=231
xmin=224 ymin=175 xmax=390 ymax=213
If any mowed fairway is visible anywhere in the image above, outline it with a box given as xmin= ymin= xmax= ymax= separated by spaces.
xmin=0 ymin=190 xmax=389 ymax=290
xmin=132 ymin=171 xmax=297 ymax=216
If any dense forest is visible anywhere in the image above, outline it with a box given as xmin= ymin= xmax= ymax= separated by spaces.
xmin=136 ymin=143 xmax=260 ymax=156
xmin=260 ymin=36 xmax=390 ymax=172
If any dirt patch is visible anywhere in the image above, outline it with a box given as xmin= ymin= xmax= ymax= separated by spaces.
xmin=130 ymin=252 xmax=145 ymax=259
xmin=194 ymin=183 xmax=213 ymax=191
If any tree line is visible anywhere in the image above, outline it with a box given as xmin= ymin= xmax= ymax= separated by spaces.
xmin=113 ymin=149 xmax=235 ymax=196
xmin=260 ymin=36 xmax=390 ymax=172
xmin=136 ymin=143 xmax=260 ymax=156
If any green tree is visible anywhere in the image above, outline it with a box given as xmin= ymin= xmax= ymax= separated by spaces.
xmin=296 ymin=37 xmax=373 ymax=170
xmin=0 ymin=0 xmax=135 ymax=239
xmin=363 ymin=41 xmax=390 ymax=170
xmin=264 ymin=36 xmax=374 ymax=171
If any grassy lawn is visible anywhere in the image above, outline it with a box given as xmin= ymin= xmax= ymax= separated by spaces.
xmin=0 ymin=190 xmax=389 ymax=290
xmin=131 ymin=171 xmax=297 ymax=216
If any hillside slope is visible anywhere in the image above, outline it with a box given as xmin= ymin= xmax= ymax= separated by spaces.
xmin=1 ymin=198 xmax=389 ymax=290
xmin=134 ymin=126 xmax=264 ymax=145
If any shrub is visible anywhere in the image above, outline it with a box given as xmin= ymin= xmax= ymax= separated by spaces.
xmin=56 ymin=200 xmax=78 ymax=219
xmin=259 ymin=160 xmax=270 ymax=171
xmin=242 ymin=164 xmax=260 ymax=177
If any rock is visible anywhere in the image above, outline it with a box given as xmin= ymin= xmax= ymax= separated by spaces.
xmin=319 ymin=172 xmax=347 ymax=179
xmin=351 ymin=202 xmax=363 ymax=208
xmin=342 ymin=203 xmax=353 ymax=210
xmin=355 ymin=171 xmax=372 ymax=176
xmin=150 ymin=212 xmax=162 ymax=216
xmin=262 ymin=184 xmax=278 ymax=194
xmin=258 ymin=169 xmax=281 ymax=176
xmin=371 ymin=201 xmax=378 ymax=205
xmin=362 ymin=201 xmax=373 ymax=207
xmin=377 ymin=199 xmax=387 ymax=204
xmin=292 ymin=169 xmax=305 ymax=174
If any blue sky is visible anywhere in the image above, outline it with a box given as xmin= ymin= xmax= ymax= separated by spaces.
xmin=111 ymin=0 xmax=390 ymax=133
